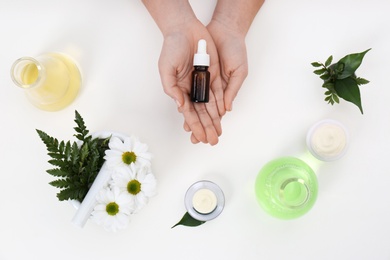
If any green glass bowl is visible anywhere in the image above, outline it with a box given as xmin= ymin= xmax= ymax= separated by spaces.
xmin=255 ymin=157 xmax=318 ymax=219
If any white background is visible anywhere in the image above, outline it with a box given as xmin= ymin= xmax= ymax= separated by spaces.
xmin=1 ymin=0 xmax=389 ymax=259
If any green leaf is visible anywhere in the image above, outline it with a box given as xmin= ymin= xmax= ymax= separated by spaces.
xmin=171 ymin=212 xmax=206 ymax=228
xmin=37 ymin=111 xmax=111 ymax=202
xmin=57 ymin=187 xmax=86 ymax=201
xmin=356 ymin=77 xmax=370 ymax=85
xmin=71 ymin=142 xmax=79 ymax=166
xmin=49 ymin=179 xmax=69 ymax=188
xmin=47 ymin=152 xmax=64 ymax=160
xmin=59 ymin=141 xmax=65 ymax=154
xmin=47 ymin=168 xmax=69 ymax=177
xmin=334 ymin=77 xmax=363 ymax=114
xmin=322 ymin=82 xmax=334 ymax=90
xmin=335 ymin=62 xmax=345 ymax=75
xmin=80 ymin=142 xmax=89 ymax=162
xmin=74 ymin=110 xmax=89 ymax=141
xmin=48 ymin=159 xmax=66 ymax=168
xmin=332 ymin=93 xmax=340 ymax=103
xmin=320 ymin=73 xmax=330 ymax=81
xmin=36 ymin=129 xmax=59 ymax=153
xmin=325 ymin=55 xmax=333 ymax=67
xmin=337 ymin=49 xmax=371 ymax=79
xmin=64 ymin=141 xmax=71 ymax=161
xmin=313 ymin=68 xmax=327 ymax=75
xmin=311 ymin=62 xmax=322 ymax=67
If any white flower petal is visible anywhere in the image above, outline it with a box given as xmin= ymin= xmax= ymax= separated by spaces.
xmin=135 ymin=166 xmax=147 ymax=181
xmin=140 ymin=175 xmax=157 ymax=197
xmin=123 ymin=136 xmax=134 ymax=149
xmin=91 ymin=187 xmax=132 ymax=232
xmin=91 ymin=211 xmax=106 ymax=224
xmin=115 ymin=213 xmax=130 ymax=227
xmin=135 ymin=192 xmax=148 ymax=209
xmin=111 ymin=166 xmax=137 ymax=193
xmin=93 ymin=204 xmax=106 ymax=211
xmin=117 ymin=194 xmax=135 ymax=213
xmin=104 ymin=149 xmax=122 ymax=159
xmin=108 ymin=136 xmax=126 ymax=151
xmin=105 ymin=135 xmax=152 ymax=170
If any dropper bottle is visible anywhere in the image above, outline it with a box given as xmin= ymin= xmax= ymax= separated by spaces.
xmin=191 ymin=39 xmax=210 ymax=103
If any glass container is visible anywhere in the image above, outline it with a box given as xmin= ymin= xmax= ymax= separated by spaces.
xmin=255 ymin=157 xmax=318 ymax=219
xmin=306 ymin=119 xmax=349 ymax=161
xmin=10 ymin=52 xmax=81 ymax=111
xmin=185 ymin=180 xmax=225 ymax=222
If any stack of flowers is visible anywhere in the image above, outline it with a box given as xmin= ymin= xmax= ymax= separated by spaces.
xmin=91 ymin=136 xmax=156 ymax=231
xmin=36 ymin=111 xmax=157 ymax=232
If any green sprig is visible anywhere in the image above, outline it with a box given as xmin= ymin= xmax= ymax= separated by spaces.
xmin=311 ymin=49 xmax=371 ymax=114
xmin=36 ymin=111 xmax=110 ymax=202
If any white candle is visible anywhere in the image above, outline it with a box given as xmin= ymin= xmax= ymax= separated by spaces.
xmin=184 ymin=180 xmax=225 ymax=221
xmin=192 ymin=188 xmax=217 ymax=214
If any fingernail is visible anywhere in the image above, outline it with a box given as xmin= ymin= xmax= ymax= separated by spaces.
xmin=175 ymin=99 xmax=182 ymax=108
xmin=227 ymin=103 xmax=233 ymax=112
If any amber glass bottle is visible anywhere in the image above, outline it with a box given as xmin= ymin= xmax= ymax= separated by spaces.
xmin=191 ymin=39 xmax=210 ymax=103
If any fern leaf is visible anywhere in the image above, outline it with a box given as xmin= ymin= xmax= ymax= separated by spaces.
xmin=36 ymin=129 xmax=59 ymax=153
xmin=47 ymin=152 xmax=64 ymax=160
xmin=70 ymin=142 xmax=80 ymax=167
xmin=46 ymin=168 xmax=69 ymax=177
xmin=37 ymin=111 xmax=112 ymax=203
xmin=74 ymin=110 xmax=89 ymax=141
xmin=80 ymin=142 xmax=89 ymax=163
xmin=58 ymin=141 xmax=65 ymax=154
xmin=49 ymin=179 xmax=70 ymax=189
xmin=64 ymin=141 xmax=72 ymax=161
xmin=48 ymin=159 xmax=67 ymax=168
xmin=57 ymin=187 xmax=87 ymax=201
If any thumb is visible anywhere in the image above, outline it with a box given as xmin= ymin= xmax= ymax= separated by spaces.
xmin=159 ymin=68 xmax=185 ymax=109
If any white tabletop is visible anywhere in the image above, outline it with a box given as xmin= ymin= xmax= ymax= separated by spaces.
xmin=1 ymin=0 xmax=390 ymax=259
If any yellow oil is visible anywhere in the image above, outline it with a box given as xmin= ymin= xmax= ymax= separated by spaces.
xmin=21 ymin=63 xmax=39 ymax=85
xmin=20 ymin=53 xmax=81 ymax=111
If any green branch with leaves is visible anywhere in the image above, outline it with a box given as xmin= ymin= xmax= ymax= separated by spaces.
xmin=311 ymin=49 xmax=371 ymax=114
xmin=36 ymin=111 xmax=110 ymax=202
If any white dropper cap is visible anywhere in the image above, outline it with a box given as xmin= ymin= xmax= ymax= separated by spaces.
xmin=193 ymin=39 xmax=210 ymax=66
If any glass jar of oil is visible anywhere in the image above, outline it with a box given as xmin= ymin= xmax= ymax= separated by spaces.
xmin=255 ymin=157 xmax=318 ymax=219
xmin=11 ymin=52 xmax=81 ymax=111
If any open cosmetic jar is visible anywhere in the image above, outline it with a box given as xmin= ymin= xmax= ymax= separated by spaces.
xmin=185 ymin=180 xmax=225 ymax=221
xmin=306 ymin=119 xmax=349 ymax=161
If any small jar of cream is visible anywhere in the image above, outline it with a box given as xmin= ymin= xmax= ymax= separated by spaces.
xmin=306 ymin=119 xmax=349 ymax=161
xmin=185 ymin=180 xmax=225 ymax=221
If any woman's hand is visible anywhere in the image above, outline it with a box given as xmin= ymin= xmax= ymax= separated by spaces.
xmin=158 ymin=18 xmax=225 ymax=145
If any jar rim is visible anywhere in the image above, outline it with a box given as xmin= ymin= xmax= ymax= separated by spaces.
xmin=10 ymin=56 xmax=44 ymax=89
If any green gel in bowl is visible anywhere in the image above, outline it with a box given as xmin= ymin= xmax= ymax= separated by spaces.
xmin=255 ymin=157 xmax=318 ymax=219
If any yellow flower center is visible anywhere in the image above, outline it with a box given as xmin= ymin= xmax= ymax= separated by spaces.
xmin=122 ymin=151 xmax=137 ymax=165
xmin=127 ymin=179 xmax=141 ymax=195
xmin=106 ymin=202 xmax=119 ymax=216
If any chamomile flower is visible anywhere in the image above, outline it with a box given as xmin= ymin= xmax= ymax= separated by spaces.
xmin=111 ymin=164 xmax=157 ymax=212
xmin=104 ymin=136 xmax=152 ymax=169
xmin=91 ymin=187 xmax=134 ymax=232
